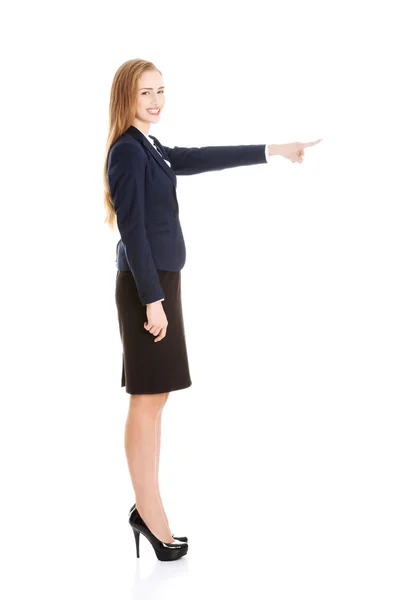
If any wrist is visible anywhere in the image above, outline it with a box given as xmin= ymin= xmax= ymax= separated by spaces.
xmin=267 ymin=144 xmax=279 ymax=156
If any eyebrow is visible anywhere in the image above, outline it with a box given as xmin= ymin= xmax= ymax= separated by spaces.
xmin=139 ymin=86 xmax=165 ymax=90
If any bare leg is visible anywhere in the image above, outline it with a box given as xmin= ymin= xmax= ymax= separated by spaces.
xmin=124 ymin=392 xmax=174 ymax=543
xmin=155 ymin=392 xmax=170 ymax=531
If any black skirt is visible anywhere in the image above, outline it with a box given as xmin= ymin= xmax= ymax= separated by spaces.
xmin=115 ymin=269 xmax=192 ymax=395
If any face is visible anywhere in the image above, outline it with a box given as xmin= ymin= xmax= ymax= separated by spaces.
xmin=133 ymin=70 xmax=165 ymax=133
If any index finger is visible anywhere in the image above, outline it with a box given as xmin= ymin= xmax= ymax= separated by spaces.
xmin=303 ymin=138 xmax=323 ymax=148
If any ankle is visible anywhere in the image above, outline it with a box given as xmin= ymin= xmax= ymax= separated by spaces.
xmin=137 ymin=506 xmax=174 ymax=543
xmin=156 ymin=489 xmax=170 ymax=526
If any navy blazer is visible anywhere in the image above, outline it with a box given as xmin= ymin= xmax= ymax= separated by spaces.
xmin=107 ymin=125 xmax=268 ymax=306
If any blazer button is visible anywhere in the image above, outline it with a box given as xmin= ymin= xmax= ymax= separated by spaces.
xmin=174 ymin=211 xmax=177 ymax=217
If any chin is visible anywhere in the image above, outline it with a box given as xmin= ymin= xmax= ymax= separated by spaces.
xmin=144 ymin=111 xmax=162 ymax=120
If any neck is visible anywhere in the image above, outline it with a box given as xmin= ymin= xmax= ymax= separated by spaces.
xmin=132 ymin=118 xmax=150 ymax=136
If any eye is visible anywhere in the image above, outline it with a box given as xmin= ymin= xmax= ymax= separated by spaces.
xmin=141 ymin=90 xmax=165 ymax=95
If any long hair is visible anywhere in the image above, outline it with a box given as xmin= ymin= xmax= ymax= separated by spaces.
xmin=103 ymin=59 xmax=162 ymax=231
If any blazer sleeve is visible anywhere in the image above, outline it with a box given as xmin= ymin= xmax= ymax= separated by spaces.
xmin=160 ymin=143 xmax=268 ymax=175
xmin=107 ymin=142 xmax=165 ymax=306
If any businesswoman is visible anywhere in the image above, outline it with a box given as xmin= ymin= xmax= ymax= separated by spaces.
xmin=103 ymin=58 xmax=322 ymax=561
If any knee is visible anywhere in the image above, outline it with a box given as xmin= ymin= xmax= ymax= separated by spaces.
xmin=129 ymin=393 xmax=166 ymax=416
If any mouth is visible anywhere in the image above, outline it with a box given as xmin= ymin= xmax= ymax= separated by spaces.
xmin=147 ymin=108 xmax=161 ymax=115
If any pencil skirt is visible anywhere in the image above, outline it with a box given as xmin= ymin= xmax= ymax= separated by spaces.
xmin=115 ymin=269 xmax=192 ymax=395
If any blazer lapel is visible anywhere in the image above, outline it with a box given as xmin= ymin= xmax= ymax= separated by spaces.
xmin=125 ymin=125 xmax=177 ymax=187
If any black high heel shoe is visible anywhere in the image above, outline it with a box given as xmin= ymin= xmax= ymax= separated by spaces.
xmin=128 ymin=504 xmax=188 ymax=543
xmin=129 ymin=505 xmax=188 ymax=561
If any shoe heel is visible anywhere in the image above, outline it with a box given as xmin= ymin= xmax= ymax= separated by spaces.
xmin=133 ymin=528 xmax=140 ymax=558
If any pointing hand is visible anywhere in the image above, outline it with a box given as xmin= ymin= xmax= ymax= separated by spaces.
xmin=275 ymin=138 xmax=323 ymax=163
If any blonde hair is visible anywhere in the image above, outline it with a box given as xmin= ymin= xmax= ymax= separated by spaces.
xmin=103 ymin=59 xmax=162 ymax=231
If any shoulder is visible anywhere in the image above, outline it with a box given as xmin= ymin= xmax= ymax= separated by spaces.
xmin=108 ymin=134 xmax=147 ymax=168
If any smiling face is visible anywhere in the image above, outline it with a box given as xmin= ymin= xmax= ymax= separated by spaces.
xmin=133 ymin=69 xmax=165 ymax=134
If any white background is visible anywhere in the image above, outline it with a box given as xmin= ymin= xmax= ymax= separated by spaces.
xmin=1 ymin=0 xmax=399 ymax=598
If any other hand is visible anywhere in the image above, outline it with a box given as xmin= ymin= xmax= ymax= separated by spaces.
xmin=144 ymin=301 xmax=168 ymax=342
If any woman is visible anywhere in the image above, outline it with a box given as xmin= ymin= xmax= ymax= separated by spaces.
xmin=103 ymin=58 xmax=322 ymax=561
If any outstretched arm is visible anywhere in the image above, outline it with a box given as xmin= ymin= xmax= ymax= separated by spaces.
xmin=158 ymin=137 xmax=323 ymax=172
